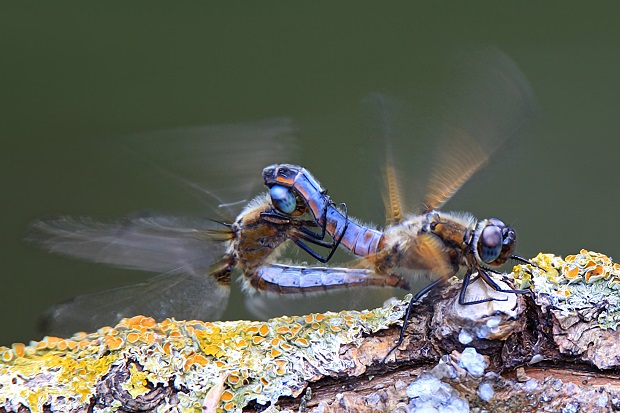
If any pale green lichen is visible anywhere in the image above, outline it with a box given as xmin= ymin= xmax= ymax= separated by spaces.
xmin=0 ymin=298 xmax=407 ymax=413
xmin=513 ymin=250 xmax=620 ymax=330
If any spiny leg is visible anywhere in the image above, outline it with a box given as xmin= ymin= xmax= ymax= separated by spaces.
xmin=383 ymin=278 xmax=446 ymax=363
xmin=458 ymin=270 xmax=505 ymax=305
xmin=477 ymin=269 xmax=533 ymax=297
xmin=384 ymin=265 xmax=534 ymax=362
xmin=510 ymin=254 xmax=544 ymax=271
xmin=384 ymin=268 xmax=526 ymax=362
xmin=459 ymin=268 xmax=533 ymax=306
xmin=291 ymin=202 xmax=349 ymax=263
xmin=261 ymin=202 xmax=350 ymax=263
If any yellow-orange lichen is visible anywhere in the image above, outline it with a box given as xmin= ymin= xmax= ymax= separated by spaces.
xmin=1 ymin=296 xmax=407 ymax=412
xmin=513 ymin=250 xmax=620 ymax=330
xmin=561 ymin=249 xmax=620 ymax=287
xmin=105 ymin=335 xmax=124 ymax=351
xmin=12 ymin=343 xmax=25 ymax=358
xmin=227 ymin=374 xmax=240 ymax=385
xmin=220 ymin=390 xmax=235 ymax=402
xmin=1 ymin=348 xmax=13 ymax=363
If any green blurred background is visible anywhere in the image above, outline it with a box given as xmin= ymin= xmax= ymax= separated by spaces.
xmin=1 ymin=3 xmax=619 ymax=345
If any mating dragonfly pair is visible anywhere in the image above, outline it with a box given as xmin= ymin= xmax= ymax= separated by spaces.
xmin=29 ymin=162 xmax=530 ymax=337
xmin=28 ymin=48 xmax=538 ymax=339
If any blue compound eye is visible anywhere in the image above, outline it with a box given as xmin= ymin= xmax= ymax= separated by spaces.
xmin=270 ymin=185 xmax=297 ymax=214
xmin=478 ymin=225 xmax=503 ymax=263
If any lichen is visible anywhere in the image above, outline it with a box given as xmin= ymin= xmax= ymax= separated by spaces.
xmin=406 ymin=373 xmax=470 ymax=412
xmin=458 ymin=347 xmax=487 ymax=377
xmin=512 ymin=250 xmax=620 ymax=330
xmin=0 ymin=299 xmax=407 ymax=413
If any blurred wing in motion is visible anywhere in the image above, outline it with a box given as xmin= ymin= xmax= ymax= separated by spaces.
xmin=360 ymin=93 xmax=419 ymax=226
xmin=27 ymin=215 xmax=231 ymax=336
xmin=27 ymin=216 xmax=225 ymax=273
xmin=245 ymin=286 xmax=402 ymax=321
xmin=28 ymin=118 xmax=299 ymax=336
xmin=40 ymin=270 xmax=229 ymax=338
xmin=362 ymin=48 xmax=538 ymax=217
xmin=422 ymin=48 xmax=539 ymax=212
xmin=122 ymin=118 xmax=298 ymax=218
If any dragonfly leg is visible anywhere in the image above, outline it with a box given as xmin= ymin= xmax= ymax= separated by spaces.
xmin=294 ymin=199 xmax=348 ymax=240
xmin=383 ymin=278 xmax=446 ymax=363
xmin=291 ymin=203 xmax=349 ymax=263
xmin=269 ymin=195 xmax=336 ymax=241
xmin=261 ymin=202 xmax=350 ymax=263
xmin=460 ymin=268 xmax=532 ymax=306
xmin=458 ymin=271 xmax=505 ymax=305
xmin=477 ymin=269 xmax=533 ymax=297
xmin=292 ymin=238 xmax=335 ymax=263
xmin=300 ymin=196 xmax=334 ymax=240
xmin=510 ymin=254 xmax=544 ymax=271
xmin=481 ymin=265 xmax=501 ymax=274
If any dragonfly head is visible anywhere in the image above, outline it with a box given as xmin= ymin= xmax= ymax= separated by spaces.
xmin=473 ymin=218 xmax=516 ymax=267
xmin=263 ymin=164 xmax=307 ymax=217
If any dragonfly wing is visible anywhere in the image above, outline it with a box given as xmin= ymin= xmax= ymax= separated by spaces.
xmin=26 ymin=215 xmax=226 ymax=273
xmin=383 ymin=157 xmax=405 ymax=225
xmin=360 ymin=93 xmax=418 ymax=225
xmin=29 ymin=119 xmax=299 ymax=335
xmin=40 ymin=270 xmax=230 ymax=338
xmin=423 ymin=48 xmax=539 ymax=212
xmin=360 ymin=48 xmax=538 ymax=217
xmin=27 ymin=215 xmax=231 ymax=336
xmin=123 ymin=118 xmax=299 ymax=219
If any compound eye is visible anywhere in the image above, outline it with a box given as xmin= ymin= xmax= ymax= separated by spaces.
xmin=270 ymin=185 xmax=297 ymax=214
xmin=478 ymin=225 xmax=503 ymax=263
xmin=488 ymin=218 xmax=506 ymax=227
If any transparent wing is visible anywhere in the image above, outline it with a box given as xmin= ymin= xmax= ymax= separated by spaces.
xmin=360 ymin=93 xmax=421 ymax=225
xmin=244 ymin=283 xmax=402 ymax=321
xmin=27 ymin=215 xmax=230 ymax=336
xmin=40 ymin=270 xmax=229 ymax=338
xmin=361 ymin=48 xmax=539 ymax=217
xmin=28 ymin=118 xmax=299 ymax=335
xmin=422 ymin=47 xmax=539 ymax=212
xmin=122 ymin=118 xmax=299 ymax=218
xmin=27 ymin=216 xmax=225 ymax=273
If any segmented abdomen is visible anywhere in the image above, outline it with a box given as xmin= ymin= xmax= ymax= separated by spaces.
xmin=250 ymin=263 xmax=407 ymax=293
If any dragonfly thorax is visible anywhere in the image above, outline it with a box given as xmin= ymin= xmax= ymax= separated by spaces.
xmin=228 ymin=194 xmax=292 ymax=274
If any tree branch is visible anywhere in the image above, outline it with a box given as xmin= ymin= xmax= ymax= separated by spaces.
xmin=2 ymin=251 xmax=620 ymax=412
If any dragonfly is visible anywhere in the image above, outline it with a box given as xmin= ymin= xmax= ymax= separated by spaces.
xmin=264 ymin=162 xmax=531 ymax=303
xmin=261 ymin=49 xmax=540 ymax=354
xmin=27 ymin=119 xmax=403 ymax=337
xmin=29 ymin=48 xmax=537 ymax=343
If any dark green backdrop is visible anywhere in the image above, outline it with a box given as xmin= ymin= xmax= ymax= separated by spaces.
xmin=2 ymin=3 xmax=619 ymax=345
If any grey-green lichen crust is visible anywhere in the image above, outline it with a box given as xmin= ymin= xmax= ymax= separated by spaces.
xmin=513 ymin=250 xmax=620 ymax=330
xmin=513 ymin=250 xmax=620 ymax=370
xmin=0 ymin=298 xmax=407 ymax=413
xmin=5 ymin=249 xmax=620 ymax=412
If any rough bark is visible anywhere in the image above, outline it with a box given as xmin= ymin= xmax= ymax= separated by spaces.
xmin=2 ymin=252 xmax=620 ymax=413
